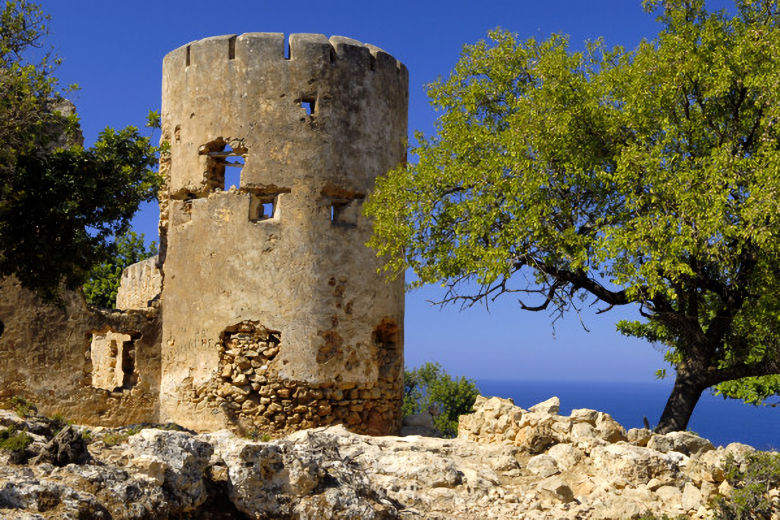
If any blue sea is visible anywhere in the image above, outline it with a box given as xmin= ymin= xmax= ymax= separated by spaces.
xmin=476 ymin=380 xmax=779 ymax=451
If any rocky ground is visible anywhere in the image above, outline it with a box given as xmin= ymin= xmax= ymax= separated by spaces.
xmin=0 ymin=395 xmax=777 ymax=519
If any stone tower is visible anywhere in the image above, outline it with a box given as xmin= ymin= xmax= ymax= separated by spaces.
xmin=157 ymin=33 xmax=408 ymax=435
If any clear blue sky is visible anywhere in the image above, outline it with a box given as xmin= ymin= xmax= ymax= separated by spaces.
xmin=38 ymin=0 xmax=734 ymax=382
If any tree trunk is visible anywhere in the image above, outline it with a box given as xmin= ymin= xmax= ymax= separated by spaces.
xmin=655 ymin=369 xmax=707 ymax=433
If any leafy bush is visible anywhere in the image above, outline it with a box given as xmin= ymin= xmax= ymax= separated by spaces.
xmin=49 ymin=413 xmax=70 ymax=434
xmin=246 ymin=431 xmax=273 ymax=442
xmin=713 ymin=451 xmax=780 ymax=520
xmin=403 ymin=362 xmax=479 ymax=438
xmin=0 ymin=426 xmax=32 ymax=452
xmin=10 ymin=396 xmax=37 ymax=418
xmin=101 ymin=432 xmax=130 ymax=447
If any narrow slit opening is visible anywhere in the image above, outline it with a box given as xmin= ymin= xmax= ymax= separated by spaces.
xmin=369 ymin=54 xmax=376 ymax=71
xmin=228 ymin=36 xmax=236 ymax=60
xmin=285 ymin=37 xmax=291 ymax=60
xmin=121 ymin=340 xmax=137 ymax=389
xmin=330 ymin=198 xmax=359 ymax=227
xmin=186 ymin=45 xmax=191 ymax=67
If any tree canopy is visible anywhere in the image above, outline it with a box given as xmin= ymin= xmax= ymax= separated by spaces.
xmin=366 ymin=0 xmax=780 ymax=432
xmin=0 ymin=1 xmax=160 ymax=299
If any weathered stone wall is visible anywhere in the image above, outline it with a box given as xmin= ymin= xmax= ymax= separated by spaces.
xmin=116 ymin=256 xmax=162 ymax=310
xmin=0 ymin=277 xmax=160 ymax=425
xmin=158 ymin=33 xmax=407 ymax=434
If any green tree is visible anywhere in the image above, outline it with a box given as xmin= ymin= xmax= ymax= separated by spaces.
xmin=82 ymin=231 xmax=158 ymax=308
xmin=403 ymin=362 xmax=480 ymax=437
xmin=0 ymin=1 xmax=161 ymax=299
xmin=367 ymin=0 xmax=780 ymax=432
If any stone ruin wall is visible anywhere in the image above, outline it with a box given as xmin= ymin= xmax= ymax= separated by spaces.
xmin=157 ymin=33 xmax=408 ymax=435
xmin=115 ymin=256 xmax=162 ymax=310
xmin=0 ymin=277 xmax=161 ymax=425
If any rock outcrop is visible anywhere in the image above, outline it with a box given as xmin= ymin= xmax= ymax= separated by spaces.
xmin=0 ymin=397 xmax=777 ymax=519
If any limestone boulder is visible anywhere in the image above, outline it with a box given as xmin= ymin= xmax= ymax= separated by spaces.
xmin=627 ymin=428 xmax=653 ymax=447
xmin=591 ymin=444 xmax=686 ymax=485
xmin=126 ymin=429 xmax=213 ymax=512
xmin=569 ymin=408 xmax=599 ymax=425
xmin=0 ymin=399 xmax=765 ymax=520
xmin=655 ymin=484 xmax=683 ymax=508
xmin=647 ymin=431 xmax=714 ymax=456
xmin=515 ymin=423 xmax=558 ymax=453
xmin=458 ymin=395 xmax=523 ymax=442
xmin=681 ymin=481 xmax=703 ymax=512
xmin=207 ymin=427 xmax=401 ymax=519
xmin=538 ymin=475 xmax=575 ymax=503
xmin=0 ymin=477 xmax=110 ymax=519
xmin=594 ymin=412 xmax=627 ymax=443
xmin=527 ymin=454 xmax=560 ymax=477
xmin=529 ymin=396 xmax=560 ymax=415
xmin=547 ymin=443 xmax=584 ymax=471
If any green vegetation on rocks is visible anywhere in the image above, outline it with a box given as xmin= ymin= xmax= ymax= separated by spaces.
xmin=0 ymin=425 xmax=31 ymax=452
xmin=403 ymin=362 xmax=479 ymax=437
xmin=713 ymin=451 xmax=780 ymax=520
xmin=10 ymin=395 xmax=36 ymax=418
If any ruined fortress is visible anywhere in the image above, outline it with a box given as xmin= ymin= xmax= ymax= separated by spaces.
xmin=0 ymin=33 xmax=408 ymax=436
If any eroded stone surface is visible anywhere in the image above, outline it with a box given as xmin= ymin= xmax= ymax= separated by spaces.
xmin=116 ymin=256 xmax=161 ymax=311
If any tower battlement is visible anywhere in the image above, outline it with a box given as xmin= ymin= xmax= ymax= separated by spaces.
xmin=161 ymin=33 xmax=408 ymax=199
xmin=165 ymin=33 xmax=406 ymax=75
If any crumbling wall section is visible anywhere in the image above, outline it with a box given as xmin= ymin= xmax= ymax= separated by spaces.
xmin=116 ymin=256 xmax=162 ymax=310
xmin=0 ymin=277 xmax=160 ymax=425
xmin=177 ymin=320 xmax=401 ymax=436
xmin=159 ymin=33 xmax=407 ymax=434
